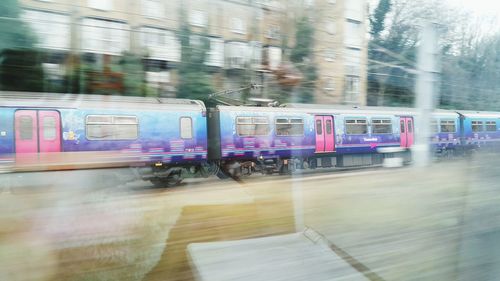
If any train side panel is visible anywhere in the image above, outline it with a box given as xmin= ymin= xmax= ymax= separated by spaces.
xmin=215 ymin=108 xmax=315 ymax=161
xmin=0 ymin=107 xmax=15 ymax=167
xmin=334 ymin=114 xmax=401 ymax=154
xmin=59 ymin=108 xmax=207 ymax=165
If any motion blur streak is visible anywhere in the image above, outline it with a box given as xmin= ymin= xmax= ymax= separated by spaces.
xmin=1 ymin=154 xmax=500 ymax=281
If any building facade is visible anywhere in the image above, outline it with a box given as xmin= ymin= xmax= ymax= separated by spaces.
xmin=19 ymin=0 xmax=367 ymax=105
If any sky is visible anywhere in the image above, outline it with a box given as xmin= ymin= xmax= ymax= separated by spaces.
xmin=445 ymin=0 xmax=500 ymax=18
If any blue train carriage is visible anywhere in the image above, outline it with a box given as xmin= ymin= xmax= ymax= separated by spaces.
xmin=208 ymin=104 xmax=417 ymax=177
xmin=207 ymin=105 xmax=314 ymax=177
xmin=429 ymin=110 xmax=462 ymax=155
xmin=285 ymin=104 xmax=419 ymax=167
xmin=459 ymin=111 xmax=500 ymax=151
xmin=0 ymin=92 xmax=208 ymax=186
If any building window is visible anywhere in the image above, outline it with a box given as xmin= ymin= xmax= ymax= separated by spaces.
xmin=266 ymin=25 xmax=281 ymax=39
xmin=88 ymin=0 xmax=112 ymax=11
xmin=86 ymin=115 xmax=138 ymax=140
xmin=142 ymin=0 xmax=162 ymax=18
xmin=231 ymin=18 xmax=246 ymax=34
xmin=180 ymin=117 xmax=193 ymax=139
xmin=345 ymin=0 xmax=364 ymax=21
xmin=440 ymin=120 xmax=456 ymax=133
xmin=472 ymin=121 xmax=484 ymax=132
xmin=275 ymin=118 xmax=304 ymax=136
xmin=139 ymin=27 xmax=180 ymax=61
xmin=486 ymin=121 xmax=497 ymax=132
xmin=344 ymin=48 xmax=361 ymax=75
xmin=236 ymin=117 xmax=270 ymax=136
xmin=206 ymin=37 xmax=225 ymax=67
xmin=304 ymin=0 xmax=314 ymax=7
xmin=226 ymin=41 xmax=249 ymax=69
xmin=324 ymin=48 xmax=335 ymax=62
xmin=22 ymin=10 xmax=70 ymax=50
xmin=344 ymin=20 xmax=362 ymax=48
xmin=249 ymin=41 xmax=262 ymax=67
xmin=190 ymin=10 xmax=207 ymax=27
xmin=266 ymin=46 xmax=282 ymax=70
xmin=326 ymin=21 xmax=336 ymax=35
xmin=146 ymin=71 xmax=170 ymax=89
xmin=372 ymin=119 xmax=392 ymax=134
xmin=324 ymin=78 xmax=335 ymax=92
xmin=82 ymin=18 xmax=130 ymax=55
xmin=345 ymin=76 xmax=360 ymax=103
xmin=345 ymin=118 xmax=368 ymax=135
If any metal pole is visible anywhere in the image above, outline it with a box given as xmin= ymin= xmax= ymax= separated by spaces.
xmin=414 ymin=22 xmax=440 ymax=167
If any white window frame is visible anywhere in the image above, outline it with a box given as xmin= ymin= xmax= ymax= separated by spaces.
xmin=88 ymin=0 xmax=112 ymax=11
xmin=231 ymin=17 xmax=246 ymax=35
xmin=180 ymin=117 xmax=193 ymax=139
xmin=189 ymin=10 xmax=207 ymax=27
xmin=142 ymin=0 xmax=163 ymax=19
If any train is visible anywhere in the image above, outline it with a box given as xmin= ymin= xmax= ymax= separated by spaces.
xmin=1 ymin=92 xmax=499 ymax=186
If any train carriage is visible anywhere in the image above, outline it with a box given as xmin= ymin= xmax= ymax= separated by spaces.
xmin=0 ymin=92 xmax=208 ymax=186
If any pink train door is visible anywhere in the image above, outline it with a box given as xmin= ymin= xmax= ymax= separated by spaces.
xmin=315 ymin=115 xmax=335 ymax=153
xmin=15 ymin=110 xmax=61 ymax=153
xmin=15 ymin=110 xmax=38 ymax=153
xmin=400 ymin=117 xmax=414 ymax=148
xmin=38 ymin=111 xmax=61 ymax=152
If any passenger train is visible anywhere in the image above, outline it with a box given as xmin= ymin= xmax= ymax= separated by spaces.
xmin=1 ymin=92 xmax=498 ymax=186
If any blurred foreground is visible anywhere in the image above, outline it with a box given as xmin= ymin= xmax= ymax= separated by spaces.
xmin=1 ymin=155 xmax=500 ymax=281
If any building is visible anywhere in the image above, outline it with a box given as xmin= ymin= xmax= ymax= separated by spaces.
xmin=19 ymin=0 xmax=367 ymax=105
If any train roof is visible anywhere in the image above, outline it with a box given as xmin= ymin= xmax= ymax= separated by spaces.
xmin=217 ymin=103 xmax=459 ymax=117
xmin=456 ymin=110 xmax=500 ymax=118
xmin=0 ymin=91 xmax=206 ymax=111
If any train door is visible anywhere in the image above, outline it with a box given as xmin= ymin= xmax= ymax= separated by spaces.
xmin=400 ymin=117 xmax=414 ymax=148
xmin=314 ymin=115 xmax=335 ymax=153
xmin=15 ymin=110 xmax=61 ymax=154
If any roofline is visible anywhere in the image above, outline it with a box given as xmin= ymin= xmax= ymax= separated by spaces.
xmin=0 ymin=91 xmax=206 ymax=111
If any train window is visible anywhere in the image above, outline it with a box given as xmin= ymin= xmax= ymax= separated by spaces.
xmin=180 ymin=117 xmax=193 ymax=139
xmin=237 ymin=117 xmax=252 ymax=124
xmin=486 ymin=121 xmax=497 ymax=132
xmin=114 ymin=116 xmax=138 ymax=124
xmin=371 ymin=119 xmax=392 ymax=134
xmin=43 ymin=116 xmax=57 ymax=140
xmin=237 ymin=116 xmax=270 ymax=136
xmin=19 ymin=116 xmax=33 ymax=140
xmin=276 ymin=118 xmax=304 ymax=136
xmin=408 ymin=120 xmax=413 ymax=133
xmin=440 ymin=120 xmax=456 ymax=133
xmin=345 ymin=118 xmax=367 ymax=134
xmin=400 ymin=121 xmax=405 ymax=133
xmin=86 ymin=115 xmax=112 ymax=124
xmin=431 ymin=120 xmax=439 ymax=133
xmin=472 ymin=121 xmax=484 ymax=132
xmin=316 ymin=120 xmax=323 ymax=135
xmin=86 ymin=115 xmax=138 ymax=140
xmin=325 ymin=120 xmax=332 ymax=134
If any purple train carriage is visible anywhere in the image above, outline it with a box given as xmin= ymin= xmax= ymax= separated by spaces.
xmin=3 ymin=91 xmax=499 ymax=187
xmin=0 ymin=92 xmax=208 ymax=186
xmin=207 ymin=104 xmax=421 ymax=178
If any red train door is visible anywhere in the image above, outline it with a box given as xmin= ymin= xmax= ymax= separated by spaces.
xmin=315 ymin=115 xmax=335 ymax=153
xmin=400 ymin=117 xmax=414 ymax=148
xmin=15 ymin=110 xmax=61 ymax=153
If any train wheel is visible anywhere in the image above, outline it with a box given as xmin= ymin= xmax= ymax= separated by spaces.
xmin=200 ymin=161 xmax=220 ymax=178
xmin=216 ymin=169 xmax=230 ymax=179
xmin=150 ymin=171 xmax=183 ymax=188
